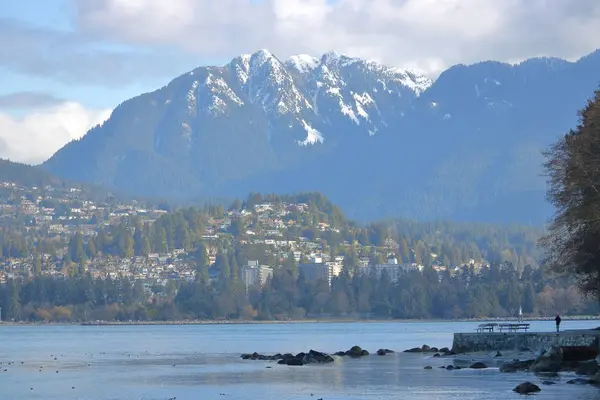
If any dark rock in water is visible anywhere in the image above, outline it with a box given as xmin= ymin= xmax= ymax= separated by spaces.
xmin=454 ymin=366 xmax=462 ymax=370
xmin=305 ymin=350 xmax=335 ymax=364
xmin=433 ymin=353 xmax=441 ymax=358
xmin=446 ymin=365 xmax=455 ymax=370
xmin=576 ymin=360 xmax=599 ymax=376
xmin=439 ymin=366 xmax=446 ymax=369
xmin=469 ymin=362 xmax=487 ymax=369
xmin=345 ymin=346 xmax=367 ymax=358
xmin=424 ymin=366 xmax=432 ymax=370
xmin=513 ymin=382 xmax=541 ymax=395
xmin=567 ymin=378 xmax=590 ymax=385
xmin=286 ymin=358 xmax=304 ymax=366
xmin=403 ymin=347 xmax=423 ymax=353
xmin=439 ymin=347 xmax=450 ymax=353
xmin=241 ymin=354 xmax=251 ymax=360
xmin=421 ymin=345 xmax=431 ymax=352
xmin=335 ymin=346 xmax=372 ymax=358
xmin=495 ymin=351 xmax=502 ymax=357
xmin=430 ymin=347 xmax=439 ymax=353
xmin=541 ymin=381 xmax=556 ymax=385
xmin=500 ymin=360 xmax=535 ymax=373
xmin=377 ymin=349 xmax=387 ymax=356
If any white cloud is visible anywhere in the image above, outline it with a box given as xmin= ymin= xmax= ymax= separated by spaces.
xmin=73 ymin=0 xmax=600 ymax=75
xmin=0 ymin=103 xmax=111 ymax=165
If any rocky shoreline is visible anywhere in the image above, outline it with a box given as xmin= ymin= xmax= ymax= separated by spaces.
xmin=241 ymin=342 xmax=600 ymax=395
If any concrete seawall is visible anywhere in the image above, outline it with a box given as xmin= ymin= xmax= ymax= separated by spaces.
xmin=452 ymin=330 xmax=600 ymax=354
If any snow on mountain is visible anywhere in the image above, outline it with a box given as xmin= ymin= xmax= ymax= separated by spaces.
xmin=184 ymin=49 xmax=432 ymax=145
xmin=286 ymin=54 xmax=320 ymax=73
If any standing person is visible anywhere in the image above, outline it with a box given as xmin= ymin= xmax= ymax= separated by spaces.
xmin=555 ymin=313 xmax=562 ymax=332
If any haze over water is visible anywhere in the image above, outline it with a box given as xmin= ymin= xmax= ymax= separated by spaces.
xmin=1 ymin=321 xmax=599 ymax=400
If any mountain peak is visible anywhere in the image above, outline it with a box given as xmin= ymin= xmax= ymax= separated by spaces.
xmin=286 ymin=54 xmax=320 ymax=73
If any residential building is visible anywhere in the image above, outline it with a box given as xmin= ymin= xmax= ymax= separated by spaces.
xmin=298 ymin=256 xmax=341 ymax=286
xmin=240 ymin=261 xmax=273 ymax=289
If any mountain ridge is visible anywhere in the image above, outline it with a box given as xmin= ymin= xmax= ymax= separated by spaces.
xmin=42 ymin=49 xmax=600 ymax=223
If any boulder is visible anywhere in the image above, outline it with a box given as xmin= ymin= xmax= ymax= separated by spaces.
xmin=421 ymin=345 xmax=431 ymax=352
xmin=513 ymin=382 xmax=541 ymax=395
xmin=241 ymin=354 xmax=252 ymax=360
xmin=403 ymin=347 xmax=423 ymax=353
xmin=433 ymin=353 xmax=441 ymax=358
xmin=499 ymin=360 xmax=535 ymax=373
xmin=439 ymin=347 xmax=450 ymax=353
xmin=576 ymin=360 xmax=599 ymax=376
xmin=541 ymin=381 xmax=556 ymax=385
xmin=337 ymin=346 xmax=370 ymax=358
xmin=495 ymin=351 xmax=502 ymax=357
xmin=347 ymin=346 xmax=364 ymax=358
xmin=424 ymin=366 xmax=432 ymax=370
xmin=376 ymin=349 xmax=387 ymax=356
xmin=430 ymin=347 xmax=439 ymax=353
xmin=286 ymin=358 xmax=304 ymax=366
xmin=446 ymin=365 xmax=455 ymax=370
xmin=530 ymin=346 xmax=563 ymax=373
xmin=304 ymin=350 xmax=335 ymax=364
xmin=469 ymin=362 xmax=487 ymax=369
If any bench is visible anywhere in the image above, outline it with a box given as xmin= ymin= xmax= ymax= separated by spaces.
xmin=476 ymin=323 xmax=498 ymax=333
xmin=498 ymin=323 xmax=530 ymax=332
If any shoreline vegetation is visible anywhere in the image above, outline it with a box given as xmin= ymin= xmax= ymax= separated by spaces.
xmin=0 ymin=316 xmax=598 ymax=327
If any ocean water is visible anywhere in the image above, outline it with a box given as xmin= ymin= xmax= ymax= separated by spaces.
xmin=0 ymin=320 xmax=599 ymax=400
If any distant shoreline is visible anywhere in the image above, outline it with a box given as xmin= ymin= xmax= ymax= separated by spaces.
xmin=0 ymin=315 xmax=598 ymax=327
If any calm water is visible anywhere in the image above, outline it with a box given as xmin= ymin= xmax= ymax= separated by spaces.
xmin=1 ymin=320 xmax=599 ymax=400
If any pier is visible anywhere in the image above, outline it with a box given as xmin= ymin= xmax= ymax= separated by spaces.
xmin=452 ymin=329 xmax=600 ymax=354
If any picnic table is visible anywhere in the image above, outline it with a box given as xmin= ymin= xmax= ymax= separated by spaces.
xmin=498 ymin=323 xmax=530 ymax=332
xmin=476 ymin=323 xmax=498 ymax=332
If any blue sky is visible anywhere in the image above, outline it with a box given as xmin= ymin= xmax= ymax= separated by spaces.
xmin=0 ymin=0 xmax=599 ymax=164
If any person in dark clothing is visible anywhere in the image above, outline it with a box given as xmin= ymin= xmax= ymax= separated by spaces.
xmin=555 ymin=313 xmax=562 ymax=332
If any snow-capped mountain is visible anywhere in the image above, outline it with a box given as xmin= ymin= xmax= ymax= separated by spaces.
xmin=42 ymin=49 xmax=600 ymax=223
xmin=172 ymin=49 xmax=432 ymax=148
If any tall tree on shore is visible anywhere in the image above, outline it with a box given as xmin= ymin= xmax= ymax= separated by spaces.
xmin=540 ymin=89 xmax=600 ymax=298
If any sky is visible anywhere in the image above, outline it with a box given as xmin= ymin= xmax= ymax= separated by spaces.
xmin=1 ymin=0 xmax=600 ymax=165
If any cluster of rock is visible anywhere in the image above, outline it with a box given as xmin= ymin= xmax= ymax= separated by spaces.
xmin=241 ymin=350 xmax=335 ymax=366
xmin=425 ymin=362 xmax=488 ymax=371
xmin=403 ymin=345 xmax=453 ymax=356
xmin=240 ymin=345 xmax=393 ymax=366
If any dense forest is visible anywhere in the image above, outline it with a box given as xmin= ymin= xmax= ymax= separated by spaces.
xmin=0 ymin=259 xmax=594 ymax=322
